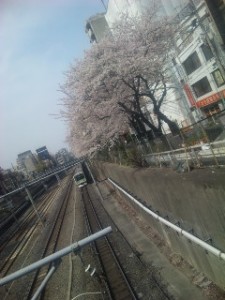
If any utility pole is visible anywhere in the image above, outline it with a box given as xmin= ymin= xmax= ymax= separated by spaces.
xmin=25 ymin=187 xmax=44 ymax=227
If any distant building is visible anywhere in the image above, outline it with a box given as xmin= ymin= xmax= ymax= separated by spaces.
xmin=17 ymin=150 xmax=38 ymax=177
xmin=0 ymin=169 xmax=16 ymax=193
xmin=85 ymin=13 xmax=110 ymax=43
xmin=36 ymin=146 xmax=50 ymax=161
xmin=35 ymin=146 xmax=53 ymax=170
xmin=55 ymin=148 xmax=72 ymax=165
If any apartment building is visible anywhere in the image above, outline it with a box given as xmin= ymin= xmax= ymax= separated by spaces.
xmin=86 ymin=0 xmax=225 ymax=129
xmin=87 ymin=0 xmax=190 ymax=130
xmin=171 ymin=0 xmax=225 ymax=120
xmin=55 ymin=148 xmax=71 ymax=165
xmin=17 ymin=150 xmax=38 ymax=177
xmin=85 ymin=13 xmax=110 ymax=43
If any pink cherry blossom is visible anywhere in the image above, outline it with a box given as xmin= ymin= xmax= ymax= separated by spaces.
xmin=60 ymin=7 xmax=179 ymax=156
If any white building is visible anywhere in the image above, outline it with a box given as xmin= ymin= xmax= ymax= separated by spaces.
xmin=17 ymin=150 xmax=37 ymax=177
xmin=55 ymin=148 xmax=71 ymax=165
xmin=104 ymin=0 xmax=192 ymax=129
xmin=88 ymin=0 xmax=225 ymax=129
xmin=105 ymin=0 xmax=150 ymax=26
xmin=86 ymin=13 xmax=110 ymax=43
xmin=171 ymin=0 xmax=225 ymax=121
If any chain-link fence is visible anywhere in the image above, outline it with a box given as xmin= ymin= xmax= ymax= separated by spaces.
xmin=94 ymin=110 xmax=225 ymax=169
xmin=144 ymin=109 xmax=225 ymax=170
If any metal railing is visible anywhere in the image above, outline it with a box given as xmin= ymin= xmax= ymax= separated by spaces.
xmin=108 ymin=178 xmax=225 ymax=261
xmin=0 ymin=227 xmax=112 ymax=300
xmin=144 ymin=139 xmax=225 ymax=169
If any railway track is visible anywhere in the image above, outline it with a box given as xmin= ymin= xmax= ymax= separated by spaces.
xmin=0 ymin=186 xmax=61 ymax=278
xmin=0 ymin=171 xmax=173 ymax=299
xmin=82 ymin=186 xmax=137 ymax=300
xmin=0 ymin=182 xmax=60 ymax=246
xmin=0 ymin=175 xmax=60 ymax=236
xmin=0 ymin=176 xmax=73 ymax=300
xmin=80 ymin=181 xmax=173 ymax=300
xmin=24 ymin=179 xmax=73 ymax=300
xmin=90 ymin=181 xmax=172 ymax=300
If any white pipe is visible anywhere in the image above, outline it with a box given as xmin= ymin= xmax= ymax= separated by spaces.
xmin=0 ymin=227 xmax=112 ymax=286
xmin=31 ymin=265 xmax=56 ymax=300
xmin=71 ymin=292 xmax=102 ymax=300
xmin=25 ymin=187 xmax=44 ymax=227
xmin=108 ymin=178 xmax=225 ymax=261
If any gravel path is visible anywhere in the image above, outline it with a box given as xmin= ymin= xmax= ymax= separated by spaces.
xmin=87 ymin=184 xmax=171 ymax=299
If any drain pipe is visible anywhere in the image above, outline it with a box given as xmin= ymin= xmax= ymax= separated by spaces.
xmin=108 ymin=178 xmax=225 ymax=261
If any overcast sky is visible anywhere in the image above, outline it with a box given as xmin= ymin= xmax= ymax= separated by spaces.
xmin=0 ymin=0 xmax=105 ymax=169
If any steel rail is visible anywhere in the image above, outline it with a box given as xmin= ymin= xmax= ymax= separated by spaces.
xmin=25 ymin=178 xmax=73 ymax=299
xmin=92 ymin=180 xmax=172 ymax=299
xmin=83 ymin=187 xmax=137 ymax=299
xmin=0 ymin=227 xmax=112 ymax=287
xmin=0 ymin=185 xmax=60 ymax=281
xmin=0 ymin=184 xmax=58 ymax=253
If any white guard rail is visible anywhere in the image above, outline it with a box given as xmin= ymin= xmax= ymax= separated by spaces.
xmin=0 ymin=227 xmax=112 ymax=287
xmin=108 ymin=178 xmax=225 ymax=261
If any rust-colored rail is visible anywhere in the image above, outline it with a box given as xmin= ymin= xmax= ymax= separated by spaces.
xmin=0 ymin=188 xmax=59 ymax=278
xmin=24 ymin=179 xmax=73 ymax=300
xmin=82 ymin=187 xmax=137 ymax=300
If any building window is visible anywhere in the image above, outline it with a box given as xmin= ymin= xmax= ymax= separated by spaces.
xmin=200 ymin=44 xmax=214 ymax=61
xmin=212 ymin=69 xmax=225 ymax=87
xmin=182 ymin=52 xmax=201 ymax=75
xmin=203 ymin=104 xmax=221 ymax=117
xmin=192 ymin=77 xmax=212 ymax=97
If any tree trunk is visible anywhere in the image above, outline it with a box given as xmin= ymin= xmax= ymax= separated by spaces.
xmin=118 ymin=101 xmax=163 ymax=138
xmin=129 ymin=118 xmax=149 ymax=149
xmin=130 ymin=117 xmax=146 ymax=138
xmin=154 ymin=109 xmax=180 ymax=136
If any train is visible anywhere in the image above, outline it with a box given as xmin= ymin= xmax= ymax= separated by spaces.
xmin=73 ymin=163 xmax=87 ymax=188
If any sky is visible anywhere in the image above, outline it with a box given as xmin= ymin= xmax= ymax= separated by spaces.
xmin=0 ymin=0 xmax=106 ymax=169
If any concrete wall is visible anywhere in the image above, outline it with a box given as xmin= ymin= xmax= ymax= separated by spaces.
xmin=92 ymin=162 xmax=225 ymax=290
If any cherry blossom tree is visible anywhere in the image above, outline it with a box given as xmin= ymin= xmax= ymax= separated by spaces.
xmin=103 ymin=10 xmax=180 ymax=135
xmin=60 ymin=6 xmax=179 ymax=156
xmin=60 ymin=51 xmax=129 ymax=156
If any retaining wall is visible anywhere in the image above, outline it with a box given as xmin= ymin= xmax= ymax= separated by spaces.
xmin=92 ymin=162 xmax=225 ymax=290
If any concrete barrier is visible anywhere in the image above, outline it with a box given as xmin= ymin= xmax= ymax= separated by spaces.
xmin=93 ymin=162 xmax=225 ymax=290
